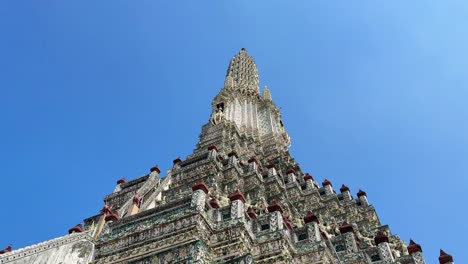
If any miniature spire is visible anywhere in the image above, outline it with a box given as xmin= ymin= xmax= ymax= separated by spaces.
xmin=263 ymin=86 xmax=272 ymax=101
xmin=224 ymin=48 xmax=260 ymax=94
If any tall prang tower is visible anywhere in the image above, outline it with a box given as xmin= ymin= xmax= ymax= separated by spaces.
xmin=0 ymin=49 xmax=454 ymax=264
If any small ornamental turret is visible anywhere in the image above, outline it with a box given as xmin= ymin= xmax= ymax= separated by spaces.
xmin=0 ymin=245 xmax=12 ymax=255
xmin=191 ymin=179 xmax=209 ymax=211
xmin=339 ymin=222 xmax=358 ymax=252
xmin=303 ymin=173 xmax=315 ymax=190
xmin=68 ymin=224 xmax=84 ymax=234
xmin=407 ymin=239 xmax=426 ymax=264
xmin=304 ymin=211 xmax=321 ymax=242
xmin=357 ymin=189 xmax=369 ymax=206
xmin=247 ymin=207 xmax=258 ymax=220
xmin=150 ymin=165 xmax=161 ymax=174
xmin=266 ymin=163 xmax=277 ymax=177
xmin=247 ymin=157 xmax=259 ymax=172
xmin=439 ymin=249 xmax=454 ymax=264
xmin=267 ymin=200 xmax=284 ymax=231
xmin=173 ymin=157 xmax=182 ymax=169
xmin=210 ymin=198 xmax=222 ymax=221
xmin=207 ymin=144 xmax=218 ymax=159
xmin=340 ymin=184 xmax=352 ymax=201
xmin=229 ymin=189 xmax=246 ymax=219
xmin=375 ymin=231 xmax=394 ymax=262
xmin=286 ymin=168 xmax=296 ymax=183
xmin=227 ymin=151 xmax=238 ymax=167
xmin=114 ymin=178 xmax=126 ymax=193
xmin=322 ymin=179 xmax=333 ymax=195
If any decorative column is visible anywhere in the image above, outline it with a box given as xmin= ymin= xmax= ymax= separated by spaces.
xmin=304 ymin=211 xmax=321 ymax=242
xmin=286 ymin=168 xmax=297 ymax=183
xmin=322 ymin=179 xmax=333 ymax=195
xmin=228 ymin=189 xmax=246 ymax=220
xmin=374 ymin=231 xmax=395 ymax=262
xmin=340 ymin=184 xmax=352 ymax=201
xmin=357 ymin=189 xmax=369 ymax=206
xmin=407 ymin=240 xmax=426 ymax=264
xmin=267 ymin=200 xmax=283 ymax=231
xmin=339 ymin=222 xmax=358 ymax=253
xmin=439 ymin=249 xmax=454 ymax=264
xmin=303 ymin=173 xmax=315 ymax=190
xmin=191 ymin=180 xmax=209 ymax=211
xmin=207 ymin=145 xmax=218 ymax=160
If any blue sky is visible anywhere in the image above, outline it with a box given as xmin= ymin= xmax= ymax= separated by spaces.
xmin=0 ymin=1 xmax=466 ymax=262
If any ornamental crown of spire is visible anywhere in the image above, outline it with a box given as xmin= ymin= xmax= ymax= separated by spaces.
xmin=224 ymin=48 xmax=260 ymax=94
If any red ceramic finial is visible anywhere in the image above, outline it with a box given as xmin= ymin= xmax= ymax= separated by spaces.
xmin=228 ymin=189 xmax=246 ymax=203
xmin=439 ymin=249 xmax=453 ymax=264
xmin=357 ymin=189 xmax=367 ymax=197
xmin=322 ymin=179 xmax=332 ymax=187
xmin=191 ymin=179 xmax=209 ymax=194
xmin=407 ymin=239 xmax=423 ymax=253
xmin=304 ymin=211 xmax=319 ymax=224
xmin=116 ymin=178 xmax=126 ymax=184
xmin=150 ymin=165 xmax=161 ymax=174
xmin=340 ymin=184 xmax=350 ymax=193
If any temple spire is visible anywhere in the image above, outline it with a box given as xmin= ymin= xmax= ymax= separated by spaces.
xmin=224 ymin=48 xmax=260 ymax=95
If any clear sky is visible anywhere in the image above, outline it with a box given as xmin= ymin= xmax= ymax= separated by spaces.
xmin=0 ymin=1 xmax=466 ymax=262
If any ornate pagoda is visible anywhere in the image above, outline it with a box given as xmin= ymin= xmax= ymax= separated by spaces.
xmin=0 ymin=49 xmax=454 ymax=264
